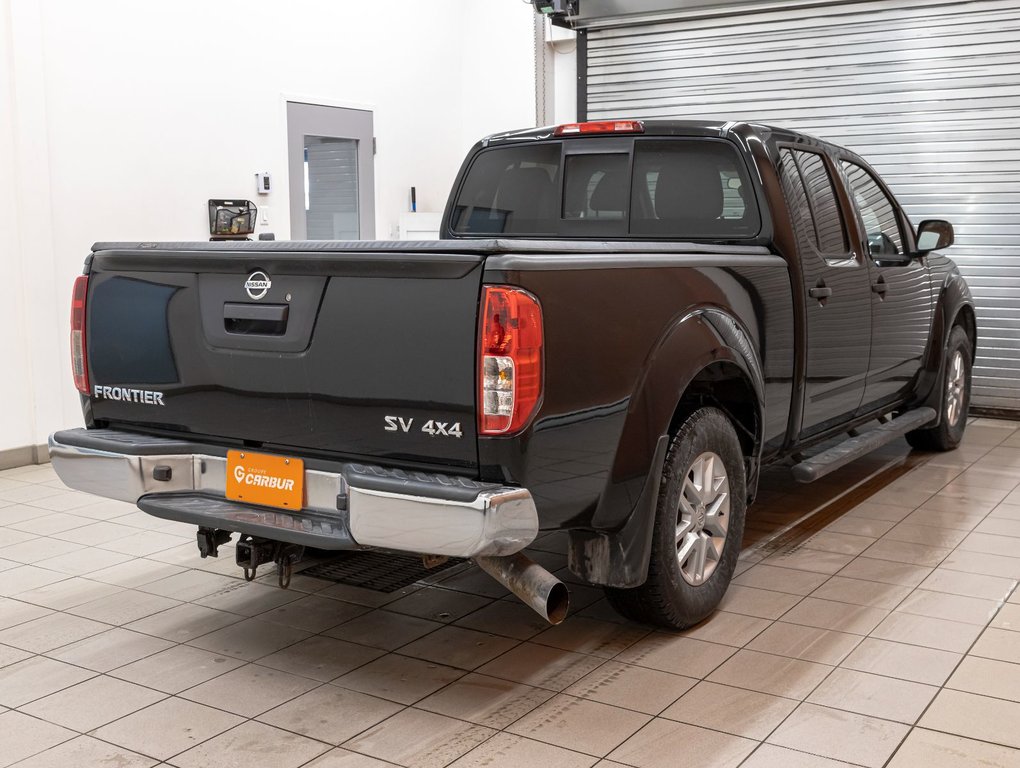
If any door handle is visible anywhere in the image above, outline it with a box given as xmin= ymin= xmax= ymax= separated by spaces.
xmin=872 ymin=276 xmax=888 ymax=297
xmin=808 ymin=285 xmax=832 ymax=300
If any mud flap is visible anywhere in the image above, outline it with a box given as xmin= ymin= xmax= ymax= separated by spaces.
xmin=567 ymin=434 xmax=669 ymax=588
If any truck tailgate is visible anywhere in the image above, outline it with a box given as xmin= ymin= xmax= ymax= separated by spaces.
xmin=84 ymin=244 xmax=485 ymax=470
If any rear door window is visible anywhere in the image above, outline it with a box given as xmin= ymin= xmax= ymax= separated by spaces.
xmin=796 ymin=151 xmax=848 ymax=254
xmin=777 ymin=147 xmax=850 ymax=258
xmin=777 ymin=148 xmax=817 ymax=257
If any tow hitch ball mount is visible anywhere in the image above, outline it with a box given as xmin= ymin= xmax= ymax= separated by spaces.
xmin=235 ymin=535 xmax=304 ymax=588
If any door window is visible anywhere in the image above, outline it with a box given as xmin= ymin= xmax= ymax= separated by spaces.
xmin=796 ymin=152 xmax=849 ymax=254
xmin=304 ymin=137 xmax=360 ymax=240
xmin=777 ymin=148 xmax=817 ymax=257
xmin=841 ymin=161 xmax=905 ymax=259
xmin=778 ymin=147 xmax=849 ymax=256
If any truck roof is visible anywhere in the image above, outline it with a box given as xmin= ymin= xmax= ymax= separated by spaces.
xmin=481 ymin=119 xmax=827 ymax=149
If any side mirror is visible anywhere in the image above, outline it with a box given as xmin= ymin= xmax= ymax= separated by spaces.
xmin=916 ymin=219 xmax=954 ymax=253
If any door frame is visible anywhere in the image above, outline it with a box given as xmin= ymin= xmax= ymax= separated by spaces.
xmin=774 ymin=141 xmax=874 ymax=440
xmin=281 ymin=95 xmax=376 ymax=240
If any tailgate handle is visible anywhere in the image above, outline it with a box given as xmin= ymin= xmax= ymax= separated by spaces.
xmin=224 ymin=302 xmax=289 ymax=335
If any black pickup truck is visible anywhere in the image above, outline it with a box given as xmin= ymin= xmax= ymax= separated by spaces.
xmin=50 ymin=120 xmax=974 ymax=629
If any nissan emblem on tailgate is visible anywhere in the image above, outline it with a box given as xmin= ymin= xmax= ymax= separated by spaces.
xmin=245 ymin=270 xmax=271 ymax=300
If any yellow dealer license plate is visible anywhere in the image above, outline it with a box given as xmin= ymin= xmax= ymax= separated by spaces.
xmin=226 ymin=450 xmax=304 ymax=510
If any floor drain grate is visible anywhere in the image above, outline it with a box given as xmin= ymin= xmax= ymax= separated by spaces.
xmin=301 ymin=551 xmax=465 ymax=592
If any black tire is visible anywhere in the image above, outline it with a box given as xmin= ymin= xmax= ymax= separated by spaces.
xmin=906 ymin=325 xmax=972 ymax=452
xmin=605 ymin=407 xmax=747 ymax=630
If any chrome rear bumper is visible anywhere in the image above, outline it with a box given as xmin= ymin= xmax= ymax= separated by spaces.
xmin=48 ymin=429 xmax=538 ymax=558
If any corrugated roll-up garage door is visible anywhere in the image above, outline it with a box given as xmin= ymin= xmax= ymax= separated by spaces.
xmin=584 ymin=0 xmax=1020 ymax=411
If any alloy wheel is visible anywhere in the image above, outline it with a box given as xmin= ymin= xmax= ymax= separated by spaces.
xmin=676 ymin=451 xmax=730 ymax=586
xmin=946 ymin=350 xmax=965 ymax=427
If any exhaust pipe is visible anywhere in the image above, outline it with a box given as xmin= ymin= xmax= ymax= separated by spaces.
xmin=474 ymin=553 xmax=570 ymax=625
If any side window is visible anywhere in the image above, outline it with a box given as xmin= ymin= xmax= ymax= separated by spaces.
xmin=777 ymin=148 xmax=817 ymax=257
xmin=777 ymin=147 xmax=850 ymax=258
xmin=841 ymin=160 xmax=904 ymax=258
xmin=796 ymin=152 xmax=849 ymax=254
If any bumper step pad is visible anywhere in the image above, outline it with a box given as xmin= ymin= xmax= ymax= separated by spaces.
xmin=138 ymin=492 xmax=355 ymax=549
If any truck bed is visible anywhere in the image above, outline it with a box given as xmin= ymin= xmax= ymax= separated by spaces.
xmin=84 ymin=238 xmax=776 ymax=470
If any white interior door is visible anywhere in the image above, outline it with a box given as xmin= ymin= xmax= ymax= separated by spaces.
xmin=287 ymin=102 xmax=374 ymax=240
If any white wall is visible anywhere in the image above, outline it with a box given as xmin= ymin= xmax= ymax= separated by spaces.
xmin=0 ymin=1 xmax=37 ymax=454
xmin=552 ymin=31 xmax=578 ymax=124
xmin=0 ymin=0 xmax=537 ymax=455
xmin=1 ymin=0 xmax=61 ymax=460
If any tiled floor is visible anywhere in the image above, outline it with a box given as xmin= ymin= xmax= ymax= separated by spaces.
xmin=1 ymin=418 xmax=1020 ymax=767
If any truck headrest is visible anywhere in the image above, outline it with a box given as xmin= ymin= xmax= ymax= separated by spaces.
xmin=496 ymin=166 xmax=554 ymax=223
xmin=590 ymin=169 xmax=629 ymax=213
xmin=654 ymin=158 xmax=724 ymax=222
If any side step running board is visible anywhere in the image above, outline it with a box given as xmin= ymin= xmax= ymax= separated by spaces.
xmin=791 ymin=407 xmax=937 ymax=484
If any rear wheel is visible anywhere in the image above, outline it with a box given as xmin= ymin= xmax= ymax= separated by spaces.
xmin=605 ymin=407 xmax=747 ymax=629
xmin=906 ymin=325 xmax=972 ymax=452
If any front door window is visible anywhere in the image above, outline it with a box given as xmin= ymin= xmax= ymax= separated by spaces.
xmin=841 ymin=161 xmax=905 ymax=260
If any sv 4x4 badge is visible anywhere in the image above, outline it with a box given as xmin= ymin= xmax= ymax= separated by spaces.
xmin=384 ymin=416 xmax=463 ymax=438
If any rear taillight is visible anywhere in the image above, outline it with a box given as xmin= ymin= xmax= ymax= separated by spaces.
xmin=479 ymin=286 xmax=543 ymax=435
xmin=71 ymin=275 xmax=89 ymax=394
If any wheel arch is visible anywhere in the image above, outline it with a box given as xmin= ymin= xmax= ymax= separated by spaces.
xmin=930 ymin=269 xmax=976 ymax=366
xmin=916 ymin=268 xmax=976 ymax=416
xmin=568 ymin=307 xmax=765 ymax=588
xmin=951 ymin=302 xmax=977 ymax=363
xmin=668 ymin=359 xmax=760 ymax=464
xmin=603 ymin=306 xmax=765 ymax=522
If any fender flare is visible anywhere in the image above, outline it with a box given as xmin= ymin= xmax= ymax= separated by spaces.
xmin=568 ymin=307 xmax=765 ymax=588
xmin=916 ymin=270 xmax=975 ymax=419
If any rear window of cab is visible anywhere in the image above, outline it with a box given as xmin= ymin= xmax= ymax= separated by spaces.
xmin=450 ymin=138 xmax=761 ymax=240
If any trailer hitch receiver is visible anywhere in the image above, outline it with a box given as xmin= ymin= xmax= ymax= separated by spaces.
xmin=235 ymin=535 xmax=304 ymax=588
xmin=197 ymin=527 xmax=232 ymax=558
